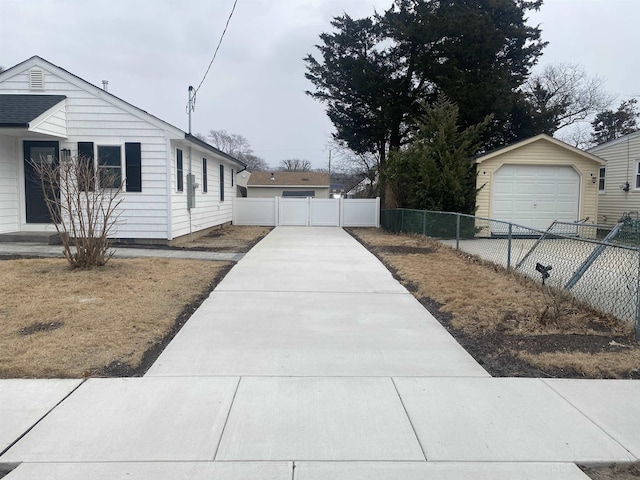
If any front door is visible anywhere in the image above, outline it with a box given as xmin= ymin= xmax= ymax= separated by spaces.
xmin=24 ymin=141 xmax=59 ymax=224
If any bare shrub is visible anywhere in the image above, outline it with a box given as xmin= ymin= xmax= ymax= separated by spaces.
xmin=30 ymin=153 xmax=123 ymax=268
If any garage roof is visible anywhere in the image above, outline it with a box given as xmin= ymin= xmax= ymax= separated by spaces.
xmin=475 ymin=134 xmax=604 ymax=165
xmin=248 ymin=171 xmax=330 ymax=187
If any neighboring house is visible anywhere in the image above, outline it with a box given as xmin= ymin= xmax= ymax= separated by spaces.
xmin=246 ymin=171 xmax=330 ymax=198
xmin=0 ymin=56 xmax=245 ymax=244
xmin=588 ymin=131 xmax=640 ymax=225
xmin=474 ymin=134 xmax=604 ymax=231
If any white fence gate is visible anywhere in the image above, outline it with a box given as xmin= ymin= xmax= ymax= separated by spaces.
xmin=233 ymin=197 xmax=380 ymax=227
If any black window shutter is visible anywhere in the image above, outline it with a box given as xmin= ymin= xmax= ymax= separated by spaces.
xmin=219 ymin=164 xmax=224 ymax=201
xmin=202 ymin=158 xmax=208 ymax=193
xmin=177 ymin=149 xmax=183 ymax=192
xmin=77 ymin=142 xmax=94 ymax=191
xmin=125 ymin=142 xmax=142 ymax=192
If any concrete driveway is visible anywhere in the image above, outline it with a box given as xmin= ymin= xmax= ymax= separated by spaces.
xmin=1 ymin=227 xmax=638 ymax=479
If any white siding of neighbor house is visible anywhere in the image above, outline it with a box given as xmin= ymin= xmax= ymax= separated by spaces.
xmin=247 ymin=186 xmax=331 ymax=198
xmin=169 ymin=142 xmax=238 ymax=240
xmin=0 ymin=62 xmax=172 ymax=239
xmin=589 ymin=134 xmax=640 ymax=225
xmin=475 ymin=139 xmax=600 ymax=225
xmin=0 ymin=136 xmax=19 ymax=233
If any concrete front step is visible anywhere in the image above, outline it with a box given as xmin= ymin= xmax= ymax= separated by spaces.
xmin=0 ymin=232 xmax=61 ymax=245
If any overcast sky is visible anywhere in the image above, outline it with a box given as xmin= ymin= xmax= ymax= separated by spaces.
xmin=1 ymin=0 xmax=638 ymax=169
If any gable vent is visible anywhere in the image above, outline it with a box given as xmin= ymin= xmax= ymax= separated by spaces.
xmin=29 ymin=69 xmax=45 ymax=90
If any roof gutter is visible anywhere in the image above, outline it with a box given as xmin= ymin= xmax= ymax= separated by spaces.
xmin=184 ymin=133 xmax=246 ymax=168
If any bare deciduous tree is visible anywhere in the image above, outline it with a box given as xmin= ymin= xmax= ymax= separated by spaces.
xmin=523 ymin=63 xmax=613 ymax=132
xmin=329 ymin=140 xmax=379 ymax=197
xmin=206 ymin=129 xmax=269 ymax=171
xmin=278 ymin=158 xmax=312 ymax=172
xmin=31 ymin=153 xmax=123 ymax=268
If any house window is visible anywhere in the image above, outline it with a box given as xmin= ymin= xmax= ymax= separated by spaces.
xmin=176 ymin=149 xmax=183 ymax=192
xmin=598 ymin=167 xmax=606 ymax=193
xmin=231 ymin=168 xmax=234 ymax=186
xmin=97 ymin=145 xmax=122 ymax=188
xmin=219 ymin=164 xmax=225 ymax=202
xmin=78 ymin=142 xmax=141 ymax=192
xmin=202 ymin=158 xmax=208 ymax=193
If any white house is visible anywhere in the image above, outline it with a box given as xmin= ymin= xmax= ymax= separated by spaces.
xmin=0 ymin=56 xmax=245 ymax=244
xmin=588 ymin=131 xmax=640 ymax=225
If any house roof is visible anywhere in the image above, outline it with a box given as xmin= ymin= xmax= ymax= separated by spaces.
xmin=0 ymin=56 xmax=245 ymax=167
xmin=475 ymin=133 xmax=605 ymax=165
xmin=0 ymin=94 xmax=66 ymax=127
xmin=185 ymin=134 xmax=246 ymax=167
xmin=248 ymin=171 xmax=330 ymax=187
xmin=588 ymin=130 xmax=640 ymax=153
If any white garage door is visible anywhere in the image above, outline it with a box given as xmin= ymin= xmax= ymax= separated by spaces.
xmin=492 ymin=165 xmax=580 ymax=232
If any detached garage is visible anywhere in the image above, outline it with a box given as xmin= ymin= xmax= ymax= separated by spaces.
xmin=475 ymin=134 xmax=604 ymax=231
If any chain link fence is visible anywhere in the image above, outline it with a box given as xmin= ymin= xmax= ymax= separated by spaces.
xmin=380 ymin=209 xmax=640 ymax=335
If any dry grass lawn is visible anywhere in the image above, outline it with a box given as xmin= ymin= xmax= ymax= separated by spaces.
xmin=0 ymin=225 xmax=273 ymax=378
xmin=349 ymin=228 xmax=639 ymax=379
xmin=0 ymin=258 xmax=230 ymax=378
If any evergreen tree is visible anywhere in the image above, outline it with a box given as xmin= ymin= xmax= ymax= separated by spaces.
xmin=305 ymin=0 xmax=546 ymax=205
xmin=590 ymin=99 xmax=639 ymax=145
xmin=386 ymin=96 xmax=489 ymax=213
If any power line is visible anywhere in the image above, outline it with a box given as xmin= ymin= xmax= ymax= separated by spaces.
xmin=194 ymin=0 xmax=239 ymax=95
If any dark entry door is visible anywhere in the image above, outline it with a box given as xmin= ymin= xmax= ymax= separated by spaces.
xmin=24 ymin=141 xmax=59 ymax=224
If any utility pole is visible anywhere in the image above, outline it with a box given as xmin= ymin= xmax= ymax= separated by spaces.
xmin=187 ymin=85 xmax=195 ymax=134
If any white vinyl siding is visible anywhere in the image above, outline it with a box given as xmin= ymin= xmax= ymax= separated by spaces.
xmin=29 ymin=101 xmax=67 ymax=137
xmin=168 ymin=144 xmax=238 ymax=239
xmin=0 ymin=57 xmax=244 ymax=241
xmin=0 ymin=136 xmax=20 ymax=233
xmin=0 ymin=64 xmax=170 ymax=239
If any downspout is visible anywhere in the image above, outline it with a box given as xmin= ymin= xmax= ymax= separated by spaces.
xmin=165 ymin=135 xmax=173 ymax=241
xmin=188 ymin=144 xmax=192 ymax=238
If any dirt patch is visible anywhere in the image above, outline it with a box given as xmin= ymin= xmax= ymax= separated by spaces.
xmin=347 ymin=227 xmax=640 ymax=379
xmin=19 ymin=321 xmax=64 ymax=336
xmin=581 ymin=463 xmax=640 ymax=480
xmin=174 ymin=225 xmax=272 ymax=251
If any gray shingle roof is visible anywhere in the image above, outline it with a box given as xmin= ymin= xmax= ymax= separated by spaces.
xmin=0 ymin=94 xmax=66 ymax=127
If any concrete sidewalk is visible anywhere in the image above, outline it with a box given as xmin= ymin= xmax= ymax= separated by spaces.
xmin=1 ymin=227 xmax=638 ymax=479
xmin=0 ymin=242 xmax=243 ymax=262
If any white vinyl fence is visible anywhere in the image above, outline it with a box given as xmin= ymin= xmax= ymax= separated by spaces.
xmin=233 ymin=197 xmax=380 ymax=227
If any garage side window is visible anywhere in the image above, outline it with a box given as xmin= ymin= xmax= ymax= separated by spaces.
xmin=636 ymin=161 xmax=640 ymax=190
xmin=598 ymin=167 xmax=606 ymax=193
